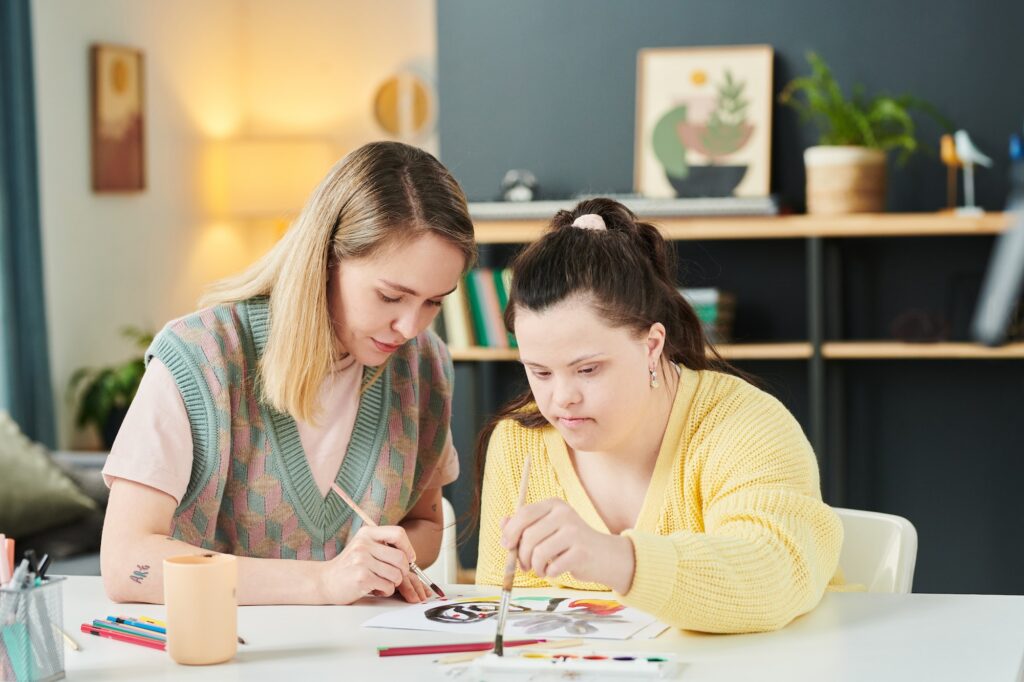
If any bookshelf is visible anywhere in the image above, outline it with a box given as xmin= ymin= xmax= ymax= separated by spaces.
xmin=457 ymin=209 xmax=1018 ymax=509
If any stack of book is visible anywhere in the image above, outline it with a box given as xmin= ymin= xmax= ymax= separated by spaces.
xmin=437 ymin=268 xmax=516 ymax=349
xmin=680 ymin=288 xmax=736 ymax=345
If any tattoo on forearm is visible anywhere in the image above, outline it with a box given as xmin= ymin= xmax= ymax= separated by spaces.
xmin=432 ymin=503 xmax=437 ymax=513
xmin=129 ymin=564 xmax=151 ymax=584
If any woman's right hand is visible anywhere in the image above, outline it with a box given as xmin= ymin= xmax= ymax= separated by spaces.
xmin=319 ymin=525 xmax=417 ymax=604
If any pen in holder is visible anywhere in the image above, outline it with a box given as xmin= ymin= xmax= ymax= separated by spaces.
xmin=0 ymin=577 xmax=66 ymax=682
xmin=163 ymin=554 xmax=237 ymax=665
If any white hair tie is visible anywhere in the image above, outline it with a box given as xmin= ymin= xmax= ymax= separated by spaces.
xmin=571 ymin=214 xmax=607 ymax=231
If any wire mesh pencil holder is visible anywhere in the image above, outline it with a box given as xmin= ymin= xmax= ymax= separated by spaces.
xmin=0 ymin=577 xmax=66 ymax=681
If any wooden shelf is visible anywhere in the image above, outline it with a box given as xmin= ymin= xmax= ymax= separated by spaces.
xmin=449 ymin=347 xmax=519 ymax=361
xmin=451 ymin=342 xmax=1024 ymax=361
xmin=719 ymin=342 xmax=814 ymax=360
xmin=473 ymin=212 xmax=1011 ymax=243
xmin=822 ymin=341 xmax=1024 ymax=359
xmin=450 ymin=342 xmax=813 ymax=362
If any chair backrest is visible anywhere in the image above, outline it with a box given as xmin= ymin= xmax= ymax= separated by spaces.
xmin=422 ymin=497 xmax=459 ymax=584
xmin=834 ymin=507 xmax=918 ymax=594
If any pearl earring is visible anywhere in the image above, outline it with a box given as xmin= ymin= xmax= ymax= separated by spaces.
xmin=649 ymin=367 xmax=659 ymax=388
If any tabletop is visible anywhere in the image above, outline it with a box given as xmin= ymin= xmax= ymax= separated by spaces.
xmin=56 ymin=577 xmax=1024 ymax=681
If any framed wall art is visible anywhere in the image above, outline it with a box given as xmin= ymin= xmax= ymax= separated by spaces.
xmin=635 ymin=45 xmax=773 ymax=198
xmin=91 ymin=43 xmax=145 ymax=192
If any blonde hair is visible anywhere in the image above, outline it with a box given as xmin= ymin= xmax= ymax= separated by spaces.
xmin=201 ymin=141 xmax=476 ymax=422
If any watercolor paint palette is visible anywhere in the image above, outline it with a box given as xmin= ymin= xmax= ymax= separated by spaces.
xmin=471 ymin=649 xmax=680 ymax=679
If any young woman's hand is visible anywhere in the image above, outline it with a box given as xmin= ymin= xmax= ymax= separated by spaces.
xmin=501 ymin=499 xmax=636 ymax=594
xmin=318 ymin=525 xmax=421 ymax=604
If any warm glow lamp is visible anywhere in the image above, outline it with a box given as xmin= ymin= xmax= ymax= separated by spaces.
xmin=219 ymin=138 xmax=337 ymax=218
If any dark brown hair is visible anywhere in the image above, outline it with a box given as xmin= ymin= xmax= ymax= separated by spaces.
xmin=462 ymin=197 xmax=741 ymax=544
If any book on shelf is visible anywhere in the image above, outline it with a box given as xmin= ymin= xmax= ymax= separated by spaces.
xmin=680 ymin=288 xmax=736 ymax=344
xmin=442 ymin=268 xmax=516 ymax=350
xmin=440 ymin=279 xmax=475 ymax=348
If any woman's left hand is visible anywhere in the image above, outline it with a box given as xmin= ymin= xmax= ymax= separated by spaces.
xmin=501 ymin=499 xmax=635 ymax=593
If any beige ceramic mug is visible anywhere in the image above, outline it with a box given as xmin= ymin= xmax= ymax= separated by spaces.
xmin=163 ymin=553 xmax=237 ymax=665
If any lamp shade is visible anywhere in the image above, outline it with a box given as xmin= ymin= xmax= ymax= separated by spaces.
xmin=221 ymin=138 xmax=336 ymax=217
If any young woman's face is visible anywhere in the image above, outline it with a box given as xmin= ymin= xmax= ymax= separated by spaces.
xmin=331 ymin=231 xmax=464 ymax=365
xmin=514 ymin=296 xmax=661 ymax=454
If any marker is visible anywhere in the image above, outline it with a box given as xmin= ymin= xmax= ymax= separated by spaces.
xmin=80 ymin=624 xmax=166 ymax=651
xmin=0 ymin=534 xmax=9 ymax=585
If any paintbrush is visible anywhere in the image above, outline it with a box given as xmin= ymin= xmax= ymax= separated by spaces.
xmin=329 ymin=482 xmax=445 ymax=599
xmin=493 ymin=454 xmax=532 ymax=657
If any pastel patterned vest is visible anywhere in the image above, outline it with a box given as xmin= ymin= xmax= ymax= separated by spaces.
xmin=146 ymin=296 xmax=453 ymax=560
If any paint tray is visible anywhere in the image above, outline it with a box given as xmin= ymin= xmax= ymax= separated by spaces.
xmin=471 ymin=649 xmax=680 ymax=678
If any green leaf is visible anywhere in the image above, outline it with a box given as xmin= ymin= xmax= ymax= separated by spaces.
xmin=652 ymin=104 xmax=689 ymax=178
xmin=779 ymin=51 xmax=949 ymax=158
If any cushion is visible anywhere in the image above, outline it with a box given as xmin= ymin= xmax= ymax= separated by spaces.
xmin=0 ymin=411 xmax=97 ymax=537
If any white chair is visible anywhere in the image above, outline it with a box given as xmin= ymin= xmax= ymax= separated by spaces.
xmin=422 ymin=497 xmax=459 ymax=584
xmin=834 ymin=507 xmax=918 ymax=594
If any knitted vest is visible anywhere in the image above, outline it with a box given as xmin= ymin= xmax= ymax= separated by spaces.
xmin=146 ymin=296 xmax=453 ymax=560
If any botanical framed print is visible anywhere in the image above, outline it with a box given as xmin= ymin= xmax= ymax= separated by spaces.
xmin=91 ymin=43 xmax=145 ymax=192
xmin=635 ymin=45 xmax=773 ymax=198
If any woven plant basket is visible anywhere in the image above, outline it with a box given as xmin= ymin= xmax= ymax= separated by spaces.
xmin=804 ymin=146 xmax=886 ymax=214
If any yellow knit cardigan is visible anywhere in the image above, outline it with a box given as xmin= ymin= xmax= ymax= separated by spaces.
xmin=477 ymin=365 xmax=844 ymax=633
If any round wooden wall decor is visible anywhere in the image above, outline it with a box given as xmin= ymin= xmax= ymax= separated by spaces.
xmin=373 ymin=72 xmax=434 ymax=139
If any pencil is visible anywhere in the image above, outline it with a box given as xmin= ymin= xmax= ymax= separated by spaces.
xmin=330 ymin=482 xmax=445 ymax=599
xmin=377 ymin=638 xmax=546 ymax=657
xmin=80 ymin=624 xmax=166 ymax=651
xmin=52 ymin=624 xmax=81 ymax=651
xmin=494 ymin=454 xmax=532 ymax=656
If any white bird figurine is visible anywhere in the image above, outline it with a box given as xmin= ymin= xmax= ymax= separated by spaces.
xmin=954 ymin=130 xmax=993 ymax=215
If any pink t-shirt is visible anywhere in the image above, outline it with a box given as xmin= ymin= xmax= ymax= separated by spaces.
xmin=103 ymin=357 xmax=459 ymax=505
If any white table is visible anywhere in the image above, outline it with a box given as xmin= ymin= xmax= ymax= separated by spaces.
xmin=57 ymin=577 xmax=1024 ymax=681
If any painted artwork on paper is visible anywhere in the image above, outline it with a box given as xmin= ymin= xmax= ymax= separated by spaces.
xmin=635 ymin=45 xmax=773 ymax=198
xmin=362 ymin=595 xmax=659 ymax=640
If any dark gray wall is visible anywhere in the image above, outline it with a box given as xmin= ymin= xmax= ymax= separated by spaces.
xmin=438 ymin=0 xmax=1024 ymax=211
xmin=438 ymin=0 xmax=1024 ymax=594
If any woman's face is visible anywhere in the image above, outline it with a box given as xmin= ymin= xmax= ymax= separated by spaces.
xmin=514 ymin=296 xmax=663 ymax=454
xmin=331 ymin=231 xmax=464 ymax=366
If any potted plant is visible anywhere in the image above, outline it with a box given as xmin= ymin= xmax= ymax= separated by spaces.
xmin=779 ymin=52 xmax=950 ymax=214
xmin=68 ymin=326 xmax=153 ymax=449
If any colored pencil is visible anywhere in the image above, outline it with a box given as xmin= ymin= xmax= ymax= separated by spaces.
xmin=94 ymin=619 xmax=165 ymax=642
xmin=494 ymin=454 xmax=532 ymax=656
xmin=377 ymin=638 xmax=546 ymax=657
xmin=80 ymin=624 xmax=166 ymax=651
xmin=111 ymin=615 xmax=247 ymax=645
xmin=106 ymin=616 xmax=165 ymax=635
xmin=438 ymin=638 xmax=584 ymax=664
xmin=330 ymin=482 xmax=446 ymax=599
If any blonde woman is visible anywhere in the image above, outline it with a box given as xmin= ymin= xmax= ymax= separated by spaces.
xmin=101 ymin=142 xmax=475 ymax=605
